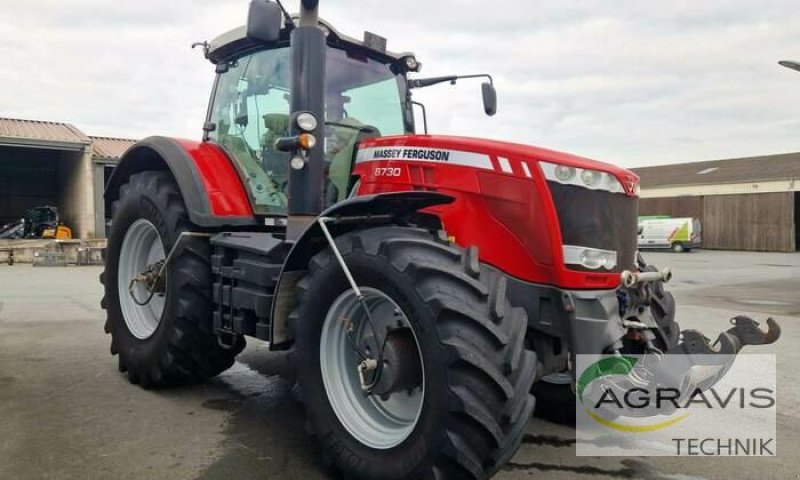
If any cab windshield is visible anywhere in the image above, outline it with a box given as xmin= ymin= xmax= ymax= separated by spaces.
xmin=208 ymin=45 xmax=407 ymax=215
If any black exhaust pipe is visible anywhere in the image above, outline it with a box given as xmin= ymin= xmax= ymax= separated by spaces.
xmin=286 ymin=0 xmax=326 ymax=239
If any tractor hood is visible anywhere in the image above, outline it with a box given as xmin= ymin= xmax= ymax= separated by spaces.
xmin=357 ymin=134 xmax=639 ymax=196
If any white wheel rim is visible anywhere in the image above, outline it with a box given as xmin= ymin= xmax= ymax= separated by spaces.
xmin=320 ymin=287 xmax=425 ymax=450
xmin=117 ymin=219 xmax=166 ymax=339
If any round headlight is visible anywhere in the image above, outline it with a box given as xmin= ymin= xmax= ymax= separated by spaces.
xmin=290 ymin=156 xmax=306 ymax=170
xmin=296 ymin=112 xmax=318 ymax=132
xmin=581 ymin=169 xmax=601 ymax=186
xmin=554 ymin=165 xmax=576 ymax=182
xmin=405 ymin=56 xmax=419 ymax=70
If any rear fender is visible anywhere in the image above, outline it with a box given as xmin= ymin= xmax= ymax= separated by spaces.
xmin=269 ymin=191 xmax=454 ymax=348
xmin=105 ymin=136 xmax=256 ymax=227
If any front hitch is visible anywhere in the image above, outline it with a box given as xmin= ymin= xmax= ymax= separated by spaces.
xmin=678 ymin=315 xmax=781 ymax=357
xmin=612 ymin=268 xmax=782 ymax=407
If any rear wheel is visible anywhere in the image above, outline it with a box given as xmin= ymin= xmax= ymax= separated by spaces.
xmin=101 ymin=171 xmax=243 ymax=387
xmin=291 ymin=226 xmax=536 ymax=480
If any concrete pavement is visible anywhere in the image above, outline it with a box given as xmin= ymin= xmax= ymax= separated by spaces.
xmin=0 ymin=250 xmax=797 ymax=479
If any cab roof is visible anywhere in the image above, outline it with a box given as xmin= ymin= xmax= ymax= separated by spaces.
xmin=207 ymin=18 xmax=414 ymax=66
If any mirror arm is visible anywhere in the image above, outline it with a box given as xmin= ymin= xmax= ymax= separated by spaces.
xmin=411 ymin=101 xmax=429 ymax=134
xmin=408 ymin=73 xmax=493 ymax=89
xmin=453 ymin=73 xmax=494 ymax=85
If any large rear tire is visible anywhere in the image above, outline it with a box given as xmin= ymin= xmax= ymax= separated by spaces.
xmin=101 ymin=171 xmax=243 ymax=387
xmin=291 ymin=226 xmax=536 ymax=480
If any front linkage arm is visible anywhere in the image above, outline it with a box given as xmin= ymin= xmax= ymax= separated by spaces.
xmin=680 ymin=315 xmax=781 ymax=357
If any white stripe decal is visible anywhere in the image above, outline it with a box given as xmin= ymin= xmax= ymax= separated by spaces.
xmin=356 ymin=146 xmax=493 ymax=170
xmin=521 ymin=162 xmax=532 ymax=177
xmin=498 ymin=156 xmax=512 ymax=173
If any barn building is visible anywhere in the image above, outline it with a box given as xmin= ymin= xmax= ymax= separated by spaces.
xmin=0 ymin=117 xmax=135 ymax=239
xmin=632 ymin=153 xmax=800 ymax=252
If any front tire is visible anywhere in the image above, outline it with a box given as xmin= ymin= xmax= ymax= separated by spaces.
xmin=532 ymin=374 xmax=575 ymax=426
xmin=671 ymin=242 xmax=685 ymax=253
xmin=101 ymin=171 xmax=243 ymax=387
xmin=291 ymin=226 xmax=536 ymax=480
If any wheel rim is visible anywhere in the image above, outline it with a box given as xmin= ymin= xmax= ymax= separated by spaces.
xmin=320 ymin=287 xmax=425 ymax=450
xmin=117 ymin=219 xmax=167 ymax=339
xmin=541 ymin=372 xmax=573 ymax=385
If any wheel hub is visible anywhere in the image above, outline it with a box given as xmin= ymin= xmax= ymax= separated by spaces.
xmin=371 ymin=329 xmax=423 ymax=397
xmin=320 ymin=287 xmax=425 ymax=450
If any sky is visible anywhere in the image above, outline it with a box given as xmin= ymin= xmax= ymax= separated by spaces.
xmin=2 ymin=0 xmax=800 ymax=167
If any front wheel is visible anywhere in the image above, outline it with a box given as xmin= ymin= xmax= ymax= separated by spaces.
xmin=532 ymin=373 xmax=575 ymax=425
xmin=101 ymin=171 xmax=243 ymax=387
xmin=291 ymin=226 xmax=537 ymax=480
xmin=671 ymin=242 xmax=685 ymax=253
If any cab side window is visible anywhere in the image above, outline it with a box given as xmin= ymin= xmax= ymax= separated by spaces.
xmin=209 ymin=47 xmax=291 ymax=214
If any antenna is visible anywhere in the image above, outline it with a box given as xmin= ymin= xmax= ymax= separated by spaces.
xmin=191 ymin=41 xmax=210 ymax=58
xmin=275 ymin=0 xmax=296 ymax=30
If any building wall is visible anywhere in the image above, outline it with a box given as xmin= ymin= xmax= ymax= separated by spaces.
xmin=639 ymin=192 xmax=795 ymax=252
xmin=640 ymin=179 xmax=799 ymax=198
xmin=702 ymin=192 xmax=794 ymax=252
xmin=93 ymin=164 xmax=106 ymax=238
xmin=639 ymin=196 xmax=704 ymax=224
xmin=55 ymin=147 xmax=96 ymax=238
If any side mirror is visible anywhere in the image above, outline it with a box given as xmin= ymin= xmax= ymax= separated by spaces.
xmin=482 ymin=82 xmax=497 ymax=116
xmin=247 ymin=0 xmax=282 ymax=43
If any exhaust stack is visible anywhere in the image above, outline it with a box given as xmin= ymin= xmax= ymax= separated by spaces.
xmin=287 ymin=0 xmax=326 ymax=240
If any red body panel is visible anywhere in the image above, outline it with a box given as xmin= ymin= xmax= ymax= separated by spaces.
xmin=175 ymin=139 xmax=254 ymax=217
xmin=353 ymin=135 xmax=639 ymax=290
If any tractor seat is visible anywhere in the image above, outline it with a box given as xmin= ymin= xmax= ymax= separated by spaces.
xmin=327 ymin=117 xmax=380 ymax=203
xmin=262 ymin=113 xmax=290 ymax=151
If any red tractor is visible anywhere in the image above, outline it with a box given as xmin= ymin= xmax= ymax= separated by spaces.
xmin=101 ymin=1 xmax=780 ymax=478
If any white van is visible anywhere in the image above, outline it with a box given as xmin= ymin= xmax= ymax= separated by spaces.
xmin=637 ymin=217 xmax=702 ymax=252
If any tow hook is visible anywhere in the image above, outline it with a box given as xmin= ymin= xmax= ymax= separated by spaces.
xmin=620 ymin=268 xmax=672 ymax=288
xmin=679 ymin=316 xmax=781 ymax=356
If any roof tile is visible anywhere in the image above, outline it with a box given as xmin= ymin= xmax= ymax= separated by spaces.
xmin=0 ymin=117 xmax=90 ymax=145
xmin=89 ymin=136 xmax=137 ymax=161
xmin=632 ymin=153 xmax=800 ymax=188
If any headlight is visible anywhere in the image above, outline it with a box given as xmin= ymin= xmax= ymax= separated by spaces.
xmin=562 ymin=245 xmax=617 ymax=270
xmin=290 ymin=156 xmax=306 ymax=170
xmin=555 ymin=165 xmax=576 ymax=182
xmin=580 ymin=169 xmax=601 ymax=186
xmin=540 ymin=161 xmax=625 ymax=194
xmin=296 ymin=112 xmax=318 ymax=132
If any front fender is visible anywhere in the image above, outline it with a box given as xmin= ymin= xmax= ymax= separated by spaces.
xmin=105 ymin=136 xmax=256 ymax=228
xmin=269 ymin=191 xmax=454 ymax=348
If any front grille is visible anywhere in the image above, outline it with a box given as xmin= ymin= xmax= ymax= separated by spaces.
xmin=547 ymin=182 xmax=638 ymax=272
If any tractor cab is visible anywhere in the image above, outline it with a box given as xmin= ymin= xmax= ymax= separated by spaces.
xmin=204 ymin=21 xmax=417 ymax=216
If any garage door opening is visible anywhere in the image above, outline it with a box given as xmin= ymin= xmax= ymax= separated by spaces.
xmin=0 ymin=145 xmax=87 ymax=237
